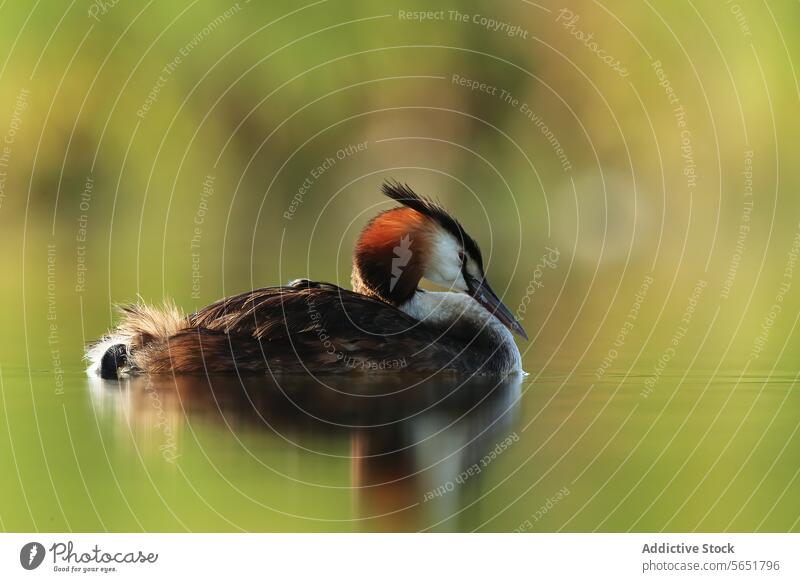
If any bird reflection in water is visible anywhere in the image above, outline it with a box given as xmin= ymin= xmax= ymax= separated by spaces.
xmin=89 ymin=373 xmax=523 ymax=531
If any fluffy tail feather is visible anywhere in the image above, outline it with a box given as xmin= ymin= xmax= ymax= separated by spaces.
xmin=85 ymin=301 xmax=187 ymax=378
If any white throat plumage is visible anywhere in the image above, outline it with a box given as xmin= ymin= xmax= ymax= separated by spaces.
xmin=399 ymin=291 xmax=523 ymax=374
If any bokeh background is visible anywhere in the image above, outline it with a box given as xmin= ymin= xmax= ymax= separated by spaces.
xmin=0 ymin=0 xmax=799 ymax=532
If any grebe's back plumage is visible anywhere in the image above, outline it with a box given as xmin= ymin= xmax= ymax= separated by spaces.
xmin=87 ymin=182 xmax=526 ymax=378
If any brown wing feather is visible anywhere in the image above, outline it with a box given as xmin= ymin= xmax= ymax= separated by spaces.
xmin=156 ymin=280 xmax=463 ymax=374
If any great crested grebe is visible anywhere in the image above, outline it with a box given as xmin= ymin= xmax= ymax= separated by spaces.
xmin=87 ymin=182 xmax=527 ymax=379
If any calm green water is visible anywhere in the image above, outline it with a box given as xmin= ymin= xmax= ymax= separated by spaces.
xmin=2 ymin=0 xmax=800 ymax=535
xmin=1 ymin=364 xmax=797 ymax=532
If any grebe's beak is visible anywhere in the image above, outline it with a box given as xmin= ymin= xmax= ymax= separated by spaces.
xmin=466 ymin=275 xmax=528 ymax=340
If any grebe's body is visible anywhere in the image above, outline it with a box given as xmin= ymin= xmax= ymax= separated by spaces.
xmin=87 ymin=183 xmax=526 ymax=378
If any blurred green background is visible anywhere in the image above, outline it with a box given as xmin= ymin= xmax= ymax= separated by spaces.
xmin=0 ymin=0 xmax=799 ymax=531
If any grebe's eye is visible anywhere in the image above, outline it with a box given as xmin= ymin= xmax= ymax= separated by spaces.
xmin=458 ymin=251 xmax=466 ymax=266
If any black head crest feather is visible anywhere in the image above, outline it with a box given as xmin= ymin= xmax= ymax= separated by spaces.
xmin=380 ymin=180 xmax=484 ymax=268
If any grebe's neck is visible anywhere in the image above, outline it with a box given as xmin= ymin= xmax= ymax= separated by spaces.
xmin=399 ymin=291 xmax=523 ymax=375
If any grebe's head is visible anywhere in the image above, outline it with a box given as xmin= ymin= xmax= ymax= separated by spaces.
xmin=351 ymin=181 xmax=527 ymax=339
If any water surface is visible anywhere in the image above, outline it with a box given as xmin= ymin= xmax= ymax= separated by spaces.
xmin=1 ymin=365 xmax=797 ymax=532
